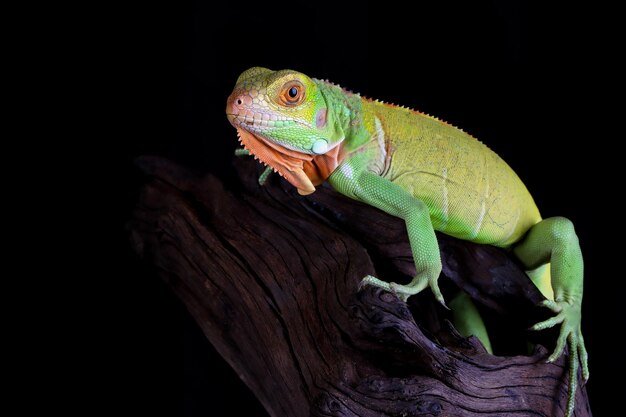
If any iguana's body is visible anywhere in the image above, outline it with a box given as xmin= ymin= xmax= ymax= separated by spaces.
xmin=357 ymin=99 xmax=541 ymax=247
xmin=226 ymin=67 xmax=588 ymax=416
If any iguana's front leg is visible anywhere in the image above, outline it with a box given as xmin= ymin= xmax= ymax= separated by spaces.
xmin=330 ymin=169 xmax=445 ymax=305
xmin=513 ymin=217 xmax=588 ymax=417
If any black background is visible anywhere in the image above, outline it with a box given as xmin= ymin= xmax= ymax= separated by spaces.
xmin=105 ymin=1 xmax=620 ymax=415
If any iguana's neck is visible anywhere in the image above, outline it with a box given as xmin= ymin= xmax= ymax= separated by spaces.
xmin=314 ymin=79 xmax=371 ymax=153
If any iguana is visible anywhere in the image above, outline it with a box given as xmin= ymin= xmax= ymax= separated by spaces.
xmin=225 ymin=67 xmax=588 ymax=416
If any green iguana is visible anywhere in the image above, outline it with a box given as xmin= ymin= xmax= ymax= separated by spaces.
xmin=226 ymin=67 xmax=588 ymax=416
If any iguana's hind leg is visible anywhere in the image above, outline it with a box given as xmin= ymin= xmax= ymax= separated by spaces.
xmin=513 ymin=217 xmax=588 ymax=417
xmin=449 ymin=291 xmax=493 ymax=354
xmin=235 ymin=148 xmax=273 ymax=185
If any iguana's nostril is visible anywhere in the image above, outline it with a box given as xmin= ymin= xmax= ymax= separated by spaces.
xmin=230 ymin=94 xmax=252 ymax=112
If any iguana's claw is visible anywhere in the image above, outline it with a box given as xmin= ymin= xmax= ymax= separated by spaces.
xmin=531 ymin=299 xmax=589 ymax=417
xmin=360 ymin=275 xmax=447 ymax=308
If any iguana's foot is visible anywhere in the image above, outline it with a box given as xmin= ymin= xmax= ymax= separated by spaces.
xmin=235 ymin=148 xmax=273 ymax=185
xmin=531 ymin=298 xmax=589 ymax=417
xmin=360 ymin=274 xmax=446 ymax=307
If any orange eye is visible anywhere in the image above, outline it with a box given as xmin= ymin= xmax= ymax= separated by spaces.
xmin=280 ymin=82 xmax=305 ymax=105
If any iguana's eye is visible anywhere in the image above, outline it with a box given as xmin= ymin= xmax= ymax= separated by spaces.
xmin=280 ymin=81 xmax=305 ymax=105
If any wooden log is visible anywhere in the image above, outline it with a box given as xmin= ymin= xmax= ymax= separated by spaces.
xmin=129 ymin=156 xmax=591 ymax=416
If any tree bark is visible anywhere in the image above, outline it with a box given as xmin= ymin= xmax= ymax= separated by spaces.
xmin=129 ymin=156 xmax=591 ymax=417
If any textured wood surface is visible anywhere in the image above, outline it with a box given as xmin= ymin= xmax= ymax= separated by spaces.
xmin=129 ymin=156 xmax=591 ymax=416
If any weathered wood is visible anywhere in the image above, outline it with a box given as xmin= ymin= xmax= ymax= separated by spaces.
xmin=129 ymin=156 xmax=591 ymax=417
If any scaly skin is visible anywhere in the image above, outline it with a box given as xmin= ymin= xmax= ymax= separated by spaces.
xmin=226 ymin=67 xmax=588 ymax=416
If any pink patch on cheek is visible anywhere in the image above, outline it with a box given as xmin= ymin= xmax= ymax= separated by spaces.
xmin=316 ymin=108 xmax=327 ymax=128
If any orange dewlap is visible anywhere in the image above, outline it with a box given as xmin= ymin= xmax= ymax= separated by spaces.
xmin=237 ymin=128 xmax=345 ymax=195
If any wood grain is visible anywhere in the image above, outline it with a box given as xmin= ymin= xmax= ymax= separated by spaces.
xmin=129 ymin=156 xmax=591 ymax=416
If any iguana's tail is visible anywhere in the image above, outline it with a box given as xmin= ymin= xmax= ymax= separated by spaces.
xmin=527 ymin=263 xmax=554 ymax=300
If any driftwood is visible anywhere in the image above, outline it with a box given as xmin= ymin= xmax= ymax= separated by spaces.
xmin=129 ymin=156 xmax=591 ymax=417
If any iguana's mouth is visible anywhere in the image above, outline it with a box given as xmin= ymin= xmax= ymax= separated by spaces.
xmin=227 ymin=113 xmax=312 ymax=130
xmin=236 ymin=128 xmax=317 ymax=195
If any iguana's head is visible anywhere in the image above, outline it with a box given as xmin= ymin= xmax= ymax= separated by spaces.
xmin=226 ymin=67 xmax=345 ymax=195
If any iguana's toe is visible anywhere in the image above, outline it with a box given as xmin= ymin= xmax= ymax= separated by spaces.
xmin=359 ymin=275 xmax=391 ymax=292
xmin=258 ymin=166 xmax=273 ymax=186
xmin=578 ymin=330 xmax=589 ymax=382
xmin=539 ymin=299 xmax=562 ymax=313
xmin=391 ymin=275 xmax=447 ymax=308
xmin=428 ymin=280 xmax=448 ymax=309
xmin=389 ymin=282 xmax=420 ymax=302
xmin=531 ymin=299 xmax=587 ymax=417
xmin=360 ymin=275 xmax=446 ymax=307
